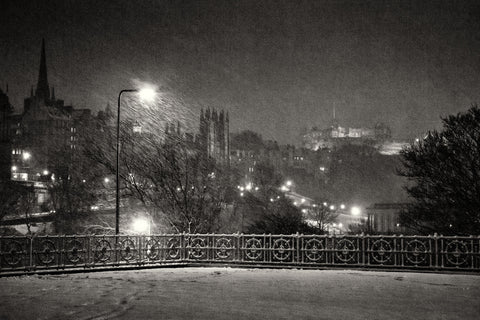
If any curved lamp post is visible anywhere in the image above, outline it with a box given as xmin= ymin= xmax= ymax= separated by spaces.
xmin=116 ymin=87 xmax=156 ymax=235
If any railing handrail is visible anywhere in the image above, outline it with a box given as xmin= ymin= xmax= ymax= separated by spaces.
xmin=1 ymin=233 xmax=479 ymax=274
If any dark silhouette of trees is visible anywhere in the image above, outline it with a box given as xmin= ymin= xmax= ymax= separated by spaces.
xmin=234 ymin=161 xmax=308 ymax=234
xmin=399 ymin=105 xmax=480 ymax=235
xmin=305 ymin=205 xmax=338 ymax=234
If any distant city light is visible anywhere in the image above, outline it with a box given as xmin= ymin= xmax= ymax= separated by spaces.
xmin=286 ymin=180 xmax=292 ymax=187
xmin=104 ymin=177 xmax=110 ymax=183
xmin=82 ymin=179 xmax=86 ymax=183
xmin=329 ymin=205 xmax=335 ymax=210
xmin=11 ymin=166 xmax=17 ymax=171
xmin=319 ymin=167 xmax=325 ymax=172
xmin=22 ymin=152 xmax=31 ymax=160
xmin=293 ymin=201 xmax=298 ymax=206
xmin=42 ymin=170 xmax=49 ymax=175
xmin=280 ymin=185 xmax=288 ymax=192
xmin=240 ymin=186 xmax=244 ymax=191
xmin=338 ymin=223 xmax=343 ymax=228
xmin=323 ymin=202 xmax=327 ymax=206
xmin=301 ymin=198 xmax=306 ymax=203
xmin=245 ymin=183 xmax=252 ymax=191
xmin=301 ymin=209 xmax=307 ymax=213
xmin=340 ymin=204 xmax=345 ymax=210
xmin=240 ymin=192 xmax=244 ymax=197
xmin=255 ymin=186 xmax=259 ymax=191
xmin=351 ymin=206 xmax=361 ymax=216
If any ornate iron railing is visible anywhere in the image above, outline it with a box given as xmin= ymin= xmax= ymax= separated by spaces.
xmin=1 ymin=234 xmax=479 ymax=274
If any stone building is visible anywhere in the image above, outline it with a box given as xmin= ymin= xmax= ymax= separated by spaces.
xmin=198 ymin=108 xmax=229 ymax=164
xmin=0 ymin=87 xmax=14 ymax=181
xmin=10 ymin=39 xmax=92 ymax=182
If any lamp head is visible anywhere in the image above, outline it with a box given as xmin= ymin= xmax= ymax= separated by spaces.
xmin=138 ymin=87 xmax=156 ymax=102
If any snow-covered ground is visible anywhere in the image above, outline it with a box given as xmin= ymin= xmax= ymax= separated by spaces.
xmin=0 ymin=267 xmax=479 ymax=320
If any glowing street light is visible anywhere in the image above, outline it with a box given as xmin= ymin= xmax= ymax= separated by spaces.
xmin=340 ymin=204 xmax=345 ymax=210
xmin=11 ymin=166 xmax=17 ymax=171
xmin=351 ymin=206 xmax=361 ymax=216
xmin=22 ymin=152 xmax=31 ymax=160
xmin=286 ymin=180 xmax=292 ymax=187
xmin=132 ymin=217 xmax=150 ymax=234
xmin=138 ymin=87 xmax=156 ymax=102
xmin=116 ymin=85 xmax=158 ymax=234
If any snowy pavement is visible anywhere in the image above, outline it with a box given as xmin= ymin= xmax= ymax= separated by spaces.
xmin=0 ymin=267 xmax=479 ymax=320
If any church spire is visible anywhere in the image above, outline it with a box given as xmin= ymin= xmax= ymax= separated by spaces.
xmin=35 ymin=39 xmax=50 ymax=101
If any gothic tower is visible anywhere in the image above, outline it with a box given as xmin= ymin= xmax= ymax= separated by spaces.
xmin=35 ymin=39 xmax=50 ymax=102
xmin=198 ymin=107 xmax=230 ymax=164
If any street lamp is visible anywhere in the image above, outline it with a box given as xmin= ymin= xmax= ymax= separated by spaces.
xmin=132 ymin=217 xmax=150 ymax=234
xmin=351 ymin=206 xmax=361 ymax=216
xmin=116 ymin=86 xmax=157 ymax=235
xmin=22 ymin=152 xmax=31 ymax=160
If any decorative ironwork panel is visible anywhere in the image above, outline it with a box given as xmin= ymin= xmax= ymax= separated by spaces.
xmin=213 ymin=236 xmax=236 ymax=261
xmin=302 ymin=237 xmax=327 ymax=263
xmin=333 ymin=237 xmax=360 ymax=264
xmin=242 ymin=237 xmax=266 ymax=262
xmin=165 ymin=236 xmax=182 ymax=260
xmin=271 ymin=237 xmax=294 ymax=263
xmin=93 ymin=237 xmax=115 ymax=264
xmin=403 ymin=238 xmax=431 ymax=267
xmin=118 ymin=237 xmax=138 ymax=262
xmin=33 ymin=237 xmax=58 ymax=266
xmin=63 ymin=237 xmax=88 ymax=265
xmin=143 ymin=237 xmax=161 ymax=261
xmin=441 ymin=238 xmax=472 ymax=268
xmin=368 ymin=238 xmax=395 ymax=265
xmin=0 ymin=237 xmax=30 ymax=269
xmin=187 ymin=236 xmax=208 ymax=260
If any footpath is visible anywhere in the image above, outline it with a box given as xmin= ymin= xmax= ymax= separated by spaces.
xmin=0 ymin=267 xmax=479 ymax=320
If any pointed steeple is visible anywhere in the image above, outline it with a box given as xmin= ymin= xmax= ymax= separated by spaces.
xmin=35 ymin=39 xmax=50 ymax=101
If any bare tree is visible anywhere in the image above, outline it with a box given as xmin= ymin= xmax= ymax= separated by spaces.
xmin=305 ymin=205 xmax=338 ymax=234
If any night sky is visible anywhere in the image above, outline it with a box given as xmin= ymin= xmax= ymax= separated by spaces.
xmin=1 ymin=0 xmax=480 ymax=144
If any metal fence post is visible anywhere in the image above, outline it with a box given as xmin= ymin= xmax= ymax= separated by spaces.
xmin=29 ymin=236 xmax=34 ymax=272
xmin=433 ymin=233 xmax=439 ymax=269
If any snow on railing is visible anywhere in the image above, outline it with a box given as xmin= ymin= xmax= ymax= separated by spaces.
xmin=0 ymin=234 xmax=479 ymax=273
